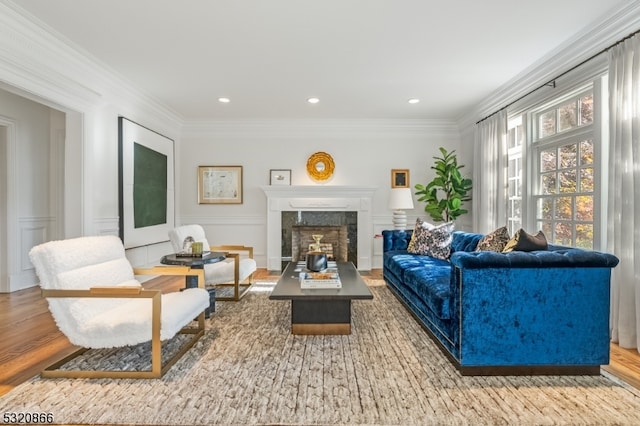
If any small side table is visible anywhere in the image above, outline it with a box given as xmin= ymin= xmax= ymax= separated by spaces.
xmin=160 ymin=251 xmax=226 ymax=318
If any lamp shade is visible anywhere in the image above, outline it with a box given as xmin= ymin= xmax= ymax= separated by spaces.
xmin=388 ymin=188 xmax=414 ymax=210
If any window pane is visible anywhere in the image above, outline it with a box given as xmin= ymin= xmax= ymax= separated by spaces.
xmin=559 ymin=100 xmax=577 ymax=132
xmin=576 ymin=224 xmax=593 ymax=249
xmin=539 ymin=110 xmax=556 ymax=138
xmin=555 ymin=222 xmax=573 ymax=246
xmin=540 ymin=221 xmax=553 ymax=240
xmin=508 ymin=158 xmax=518 ymax=178
xmin=575 ymin=195 xmax=593 ymax=221
xmin=538 ymin=198 xmax=553 ymax=220
xmin=580 ymin=167 xmax=594 ymax=192
xmin=580 ymin=94 xmax=594 ymax=125
xmin=559 ymin=144 xmax=577 ymax=169
xmin=508 ymin=127 xmax=517 ymax=149
xmin=555 ymin=197 xmax=572 ymax=220
xmin=509 ymin=219 xmax=522 ymax=236
xmin=559 ymin=169 xmax=577 ymax=193
xmin=541 ymin=173 xmax=556 ymax=194
xmin=541 ymin=149 xmax=556 ymax=172
xmin=580 ymin=140 xmax=593 ymax=165
xmin=532 ymin=87 xmax=595 ymax=250
xmin=513 ymin=199 xmax=521 ymax=217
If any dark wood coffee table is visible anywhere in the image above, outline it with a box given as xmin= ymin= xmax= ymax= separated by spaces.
xmin=269 ymin=261 xmax=373 ymax=335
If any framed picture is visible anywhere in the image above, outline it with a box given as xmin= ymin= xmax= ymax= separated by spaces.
xmin=270 ymin=169 xmax=291 ymax=185
xmin=198 ymin=165 xmax=243 ymax=204
xmin=118 ymin=117 xmax=175 ymax=249
xmin=391 ymin=169 xmax=410 ymax=188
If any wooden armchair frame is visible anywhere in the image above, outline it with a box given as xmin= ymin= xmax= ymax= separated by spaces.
xmin=40 ymin=266 xmax=205 ymax=379
xmin=210 ymin=245 xmax=255 ymax=301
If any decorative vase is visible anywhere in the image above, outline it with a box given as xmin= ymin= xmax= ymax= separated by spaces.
xmin=306 ymin=252 xmax=328 ymax=272
xmin=306 ymin=234 xmax=327 ymax=271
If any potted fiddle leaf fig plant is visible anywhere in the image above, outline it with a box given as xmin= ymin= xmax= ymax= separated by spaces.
xmin=415 ymin=147 xmax=472 ymax=222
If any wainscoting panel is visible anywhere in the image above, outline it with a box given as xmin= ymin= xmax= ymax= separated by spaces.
xmin=12 ymin=217 xmax=53 ymax=291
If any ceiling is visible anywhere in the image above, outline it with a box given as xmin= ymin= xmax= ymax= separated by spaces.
xmin=10 ymin=0 xmax=629 ymax=121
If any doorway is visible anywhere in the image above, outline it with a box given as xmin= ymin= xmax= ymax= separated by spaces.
xmin=0 ymin=88 xmax=71 ymax=292
xmin=0 ymin=125 xmax=7 ymax=292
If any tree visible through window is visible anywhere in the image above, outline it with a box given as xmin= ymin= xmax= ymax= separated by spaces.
xmin=533 ymin=89 xmax=595 ymax=248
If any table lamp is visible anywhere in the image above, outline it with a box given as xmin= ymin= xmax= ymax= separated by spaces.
xmin=389 ymin=188 xmax=414 ymax=230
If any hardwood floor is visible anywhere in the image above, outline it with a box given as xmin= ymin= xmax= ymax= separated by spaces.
xmin=1 ymin=268 xmax=638 ymax=397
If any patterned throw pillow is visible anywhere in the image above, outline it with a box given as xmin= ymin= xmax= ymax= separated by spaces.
xmin=407 ymin=218 xmax=434 ymax=252
xmin=502 ymin=228 xmax=548 ymax=252
xmin=475 ymin=226 xmax=511 ymax=252
xmin=407 ymin=218 xmax=454 ymax=260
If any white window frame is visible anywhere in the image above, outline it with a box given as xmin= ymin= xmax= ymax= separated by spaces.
xmin=526 ymin=80 xmax=604 ymax=249
xmin=506 ymin=115 xmax=523 ymax=236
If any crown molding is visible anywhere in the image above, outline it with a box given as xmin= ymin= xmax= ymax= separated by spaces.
xmin=181 ymin=118 xmax=460 ymax=138
xmin=456 ymin=1 xmax=640 ymax=131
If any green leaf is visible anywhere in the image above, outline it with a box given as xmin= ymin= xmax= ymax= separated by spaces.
xmin=414 ymin=146 xmax=472 ymax=222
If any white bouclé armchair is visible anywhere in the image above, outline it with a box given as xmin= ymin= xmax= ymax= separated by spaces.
xmin=29 ymin=235 xmax=210 ymax=379
xmin=169 ymin=224 xmax=256 ymax=301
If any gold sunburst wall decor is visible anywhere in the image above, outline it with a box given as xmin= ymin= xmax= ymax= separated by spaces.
xmin=306 ymin=151 xmax=335 ymax=182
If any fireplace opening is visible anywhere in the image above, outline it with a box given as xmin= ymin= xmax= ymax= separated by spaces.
xmin=281 ymin=211 xmax=357 ymax=269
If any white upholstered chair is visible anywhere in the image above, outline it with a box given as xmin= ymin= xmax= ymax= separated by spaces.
xmin=29 ymin=235 xmax=210 ymax=379
xmin=169 ymin=224 xmax=256 ymax=301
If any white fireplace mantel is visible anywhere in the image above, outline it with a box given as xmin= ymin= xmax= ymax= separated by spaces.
xmin=261 ymin=185 xmax=378 ymax=271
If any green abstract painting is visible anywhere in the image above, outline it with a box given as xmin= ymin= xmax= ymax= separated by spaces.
xmin=133 ymin=142 xmax=167 ymax=228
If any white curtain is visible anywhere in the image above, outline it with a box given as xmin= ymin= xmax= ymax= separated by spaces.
xmin=473 ymin=109 xmax=508 ymax=234
xmin=608 ymin=34 xmax=640 ymax=351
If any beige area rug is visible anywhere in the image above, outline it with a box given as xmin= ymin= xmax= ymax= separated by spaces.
xmin=2 ymin=279 xmax=640 ymax=425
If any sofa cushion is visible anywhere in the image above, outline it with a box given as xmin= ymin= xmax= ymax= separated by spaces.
xmin=404 ymin=266 xmax=452 ymax=319
xmin=383 ymin=251 xmax=447 ymax=282
xmin=450 ymin=231 xmax=484 ymax=253
xmin=503 ymin=228 xmax=548 ymax=252
xmin=407 ymin=219 xmax=454 ymax=260
xmin=476 ymin=226 xmax=511 ymax=252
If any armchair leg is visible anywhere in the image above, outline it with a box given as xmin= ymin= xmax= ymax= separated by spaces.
xmin=214 ymin=253 xmax=253 ymax=301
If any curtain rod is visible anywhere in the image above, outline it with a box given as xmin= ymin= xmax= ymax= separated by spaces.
xmin=475 ymin=27 xmax=640 ymax=126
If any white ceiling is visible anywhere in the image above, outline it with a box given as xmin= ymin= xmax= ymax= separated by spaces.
xmin=10 ymin=0 xmax=630 ymax=121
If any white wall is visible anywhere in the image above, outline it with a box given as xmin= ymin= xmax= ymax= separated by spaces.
xmin=0 ymin=89 xmax=61 ymax=291
xmin=180 ymin=120 xmax=466 ymax=268
xmin=0 ymin=2 xmax=184 ymax=286
xmin=0 ymin=2 xmax=470 ymax=282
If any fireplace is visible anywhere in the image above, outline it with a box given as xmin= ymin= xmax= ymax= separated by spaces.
xmin=283 ymin=210 xmax=356 ymax=268
xmin=291 ymin=225 xmax=349 ymax=263
xmin=261 ymin=185 xmax=377 ymax=271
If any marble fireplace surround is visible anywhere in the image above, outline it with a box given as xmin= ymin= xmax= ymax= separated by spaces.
xmin=261 ymin=186 xmax=377 ymax=271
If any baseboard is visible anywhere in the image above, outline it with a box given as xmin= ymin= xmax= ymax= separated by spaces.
xmin=457 ymin=365 xmax=601 ymax=376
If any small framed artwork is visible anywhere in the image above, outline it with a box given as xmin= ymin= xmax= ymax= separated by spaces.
xmin=391 ymin=169 xmax=410 ymax=188
xmin=198 ymin=165 xmax=243 ymax=204
xmin=270 ymin=169 xmax=292 ymax=185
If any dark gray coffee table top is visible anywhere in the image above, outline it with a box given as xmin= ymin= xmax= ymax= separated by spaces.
xmin=269 ymin=261 xmax=373 ymax=301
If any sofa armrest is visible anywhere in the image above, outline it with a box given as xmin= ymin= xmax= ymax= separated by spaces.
xmin=450 ymin=248 xmax=619 ymax=269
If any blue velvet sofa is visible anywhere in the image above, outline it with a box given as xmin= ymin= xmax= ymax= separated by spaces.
xmin=382 ymin=229 xmax=619 ymax=375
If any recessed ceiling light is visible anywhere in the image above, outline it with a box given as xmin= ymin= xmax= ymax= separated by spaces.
xmin=408 ymin=98 xmax=420 ymax=104
xmin=307 ymin=97 xmax=320 ymax=104
xmin=218 ymin=97 xmax=230 ymax=103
